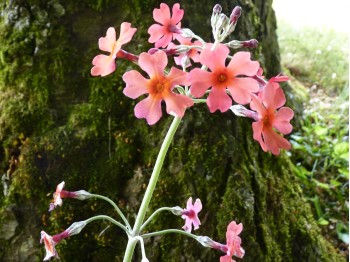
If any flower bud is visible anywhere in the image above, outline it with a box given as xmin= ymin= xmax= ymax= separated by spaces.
xmin=171 ymin=206 xmax=184 ymax=216
xmin=229 ymin=6 xmax=242 ymax=24
xmin=211 ymin=4 xmax=223 ymax=29
xmin=213 ymin=4 xmax=222 ymax=14
xmin=72 ymin=190 xmax=92 ymax=200
xmin=66 ymin=221 xmax=87 ymax=236
xmin=230 ymin=105 xmax=259 ymax=121
xmin=242 ymin=39 xmax=259 ymax=48
xmin=180 ymin=28 xmax=195 ymax=38
xmin=226 ymin=40 xmax=244 ymax=49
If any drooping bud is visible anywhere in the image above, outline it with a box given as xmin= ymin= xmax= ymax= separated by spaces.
xmin=171 ymin=206 xmax=184 ymax=216
xmin=230 ymin=105 xmax=259 ymax=121
xmin=196 ymin=236 xmax=228 ymax=253
xmin=229 ymin=6 xmax=242 ymax=24
xmin=65 ymin=221 xmax=88 ymax=236
xmin=242 ymin=39 xmax=259 ymax=48
xmin=180 ymin=28 xmax=195 ymax=38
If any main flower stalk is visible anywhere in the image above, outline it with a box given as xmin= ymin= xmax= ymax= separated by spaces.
xmin=123 ymin=116 xmax=182 ymax=262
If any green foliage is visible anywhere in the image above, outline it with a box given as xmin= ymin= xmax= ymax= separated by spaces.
xmin=277 ymin=19 xmax=349 ymax=254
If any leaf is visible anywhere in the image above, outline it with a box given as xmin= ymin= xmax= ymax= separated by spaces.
xmin=317 ymin=217 xmax=329 ymax=226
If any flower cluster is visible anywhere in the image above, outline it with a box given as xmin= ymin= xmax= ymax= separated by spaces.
xmin=90 ymin=2 xmax=293 ymax=155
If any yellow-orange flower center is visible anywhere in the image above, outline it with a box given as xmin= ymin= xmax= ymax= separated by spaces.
xmin=149 ymin=77 xmax=169 ymax=97
xmin=218 ymin=74 xmax=227 ymax=83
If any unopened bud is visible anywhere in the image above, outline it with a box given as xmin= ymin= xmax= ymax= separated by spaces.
xmin=226 ymin=40 xmax=244 ymax=49
xmin=72 ymin=190 xmax=92 ymax=200
xmin=213 ymin=4 xmax=222 ymax=14
xmin=216 ymin=13 xmax=229 ymax=31
xmin=230 ymin=105 xmax=259 ymax=120
xmin=171 ymin=206 xmax=184 ymax=216
xmin=181 ymin=28 xmax=195 ymax=38
xmin=229 ymin=6 xmax=242 ymax=24
xmin=242 ymin=39 xmax=259 ymax=48
xmin=66 ymin=221 xmax=87 ymax=236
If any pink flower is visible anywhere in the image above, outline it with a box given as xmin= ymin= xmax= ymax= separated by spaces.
xmin=49 ymin=182 xmax=91 ymax=211
xmin=219 ymin=221 xmax=245 ymax=261
xmin=250 ymin=80 xmax=294 ymax=155
xmin=40 ymin=222 xmax=86 ymax=261
xmin=91 ymin=22 xmax=137 ymax=77
xmin=40 ymin=231 xmax=59 ymax=261
xmin=188 ymin=44 xmax=259 ymax=113
xmin=49 ymin=181 xmax=65 ymax=211
xmin=167 ymin=35 xmax=201 ymax=67
xmin=181 ymin=197 xmax=202 ymax=232
xmin=122 ymin=50 xmax=193 ymax=125
xmin=148 ymin=3 xmax=184 ymax=48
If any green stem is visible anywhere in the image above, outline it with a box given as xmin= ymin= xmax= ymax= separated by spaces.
xmin=141 ymin=229 xmax=199 ymax=241
xmin=123 ymin=116 xmax=182 ymax=262
xmin=85 ymin=215 xmax=130 ymax=235
xmin=140 ymin=207 xmax=174 ymax=231
xmin=90 ymin=193 xmax=131 ymax=231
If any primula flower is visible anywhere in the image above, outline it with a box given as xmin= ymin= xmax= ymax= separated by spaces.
xmin=40 ymin=231 xmax=68 ymax=261
xmin=188 ymin=43 xmax=259 ymax=113
xmin=181 ymin=197 xmax=202 ymax=232
xmin=148 ymin=3 xmax=184 ymax=48
xmin=122 ymin=50 xmax=193 ymax=125
xmin=91 ymin=22 xmax=137 ymax=76
xmin=41 ymin=222 xmax=87 ymax=261
xmin=250 ymin=80 xmax=294 ymax=155
xmin=49 ymin=181 xmax=91 ymax=211
xmin=196 ymin=220 xmax=244 ymax=262
xmin=167 ymin=35 xmax=201 ymax=67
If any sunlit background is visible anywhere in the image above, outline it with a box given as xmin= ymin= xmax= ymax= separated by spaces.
xmin=273 ymin=0 xmax=349 ymax=258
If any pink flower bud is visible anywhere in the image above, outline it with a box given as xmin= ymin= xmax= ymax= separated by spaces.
xmin=213 ymin=4 xmax=222 ymax=14
xmin=242 ymin=39 xmax=259 ymax=48
xmin=229 ymin=6 xmax=242 ymax=24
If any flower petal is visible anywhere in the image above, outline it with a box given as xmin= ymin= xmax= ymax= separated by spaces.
xmin=98 ymin=27 xmax=116 ymax=52
xmin=153 ymin=3 xmax=171 ymax=24
xmin=250 ymin=94 xmax=265 ymax=117
xmin=228 ymin=51 xmax=259 ymax=76
xmin=117 ymin=22 xmax=137 ymax=45
xmin=207 ymin=87 xmax=232 ymax=113
xmin=261 ymin=81 xmax=286 ymax=109
xmin=193 ymin=199 xmax=202 ymax=213
xmin=148 ymin=24 xmax=166 ymax=43
xmin=252 ymin=121 xmax=267 ymax=152
xmin=91 ymin=54 xmax=116 ymax=76
xmin=228 ymin=78 xmax=259 ymax=105
xmin=171 ymin=3 xmax=184 ymax=25
xmin=227 ymin=221 xmax=243 ymax=236
xmin=273 ymin=107 xmax=294 ymax=134
xmin=188 ymin=69 xmax=212 ymax=97
xmin=262 ymin=128 xmax=291 ymax=155
xmin=166 ymin=67 xmax=189 ymax=87
xmin=138 ymin=51 xmax=168 ymax=78
xmin=164 ymin=92 xmax=193 ymax=118
xmin=200 ymin=43 xmax=229 ymax=71
xmin=134 ymin=96 xmax=162 ymax=125
xmin=154 ymin=33 xmax=173 ymax=48
xmin=122 ymin=70 xmax=149 ymax=99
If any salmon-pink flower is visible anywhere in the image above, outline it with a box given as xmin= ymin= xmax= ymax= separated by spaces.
xmin=49 ymin=181 xmax=92 ymax=211
xmin=122 ymin=50 xmax=193 ymax=125
xmin=188 ymin=44 xmax=259 ymax=112
xmin=148 ymin=3 xmax=184 ymax=48
xmin=91 ymin=23 xmax=137 ymax=77
xmin=250 ymin=80 xmax=294 ymax=155
xmin=181 ymin=197 xmax=202 ymax=232
xmin=167 ymin=35 xmax=201 ymax=67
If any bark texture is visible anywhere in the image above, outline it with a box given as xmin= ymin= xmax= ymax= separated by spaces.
xmin=0 ymin=0 xmax=344 ymax=261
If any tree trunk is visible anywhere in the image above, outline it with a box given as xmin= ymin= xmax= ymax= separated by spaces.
xmin=0 ymin=0 xmax=344 ymax=261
